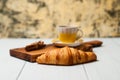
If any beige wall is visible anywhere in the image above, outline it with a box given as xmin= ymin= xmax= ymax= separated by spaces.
xmin=0 ymin=0 xmax=120 ymax=38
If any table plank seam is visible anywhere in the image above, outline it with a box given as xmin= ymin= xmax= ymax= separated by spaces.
xmin=16 ymin=62 xmax=26 ymax=80
xmin=83 ymin=65 xmax=90 ymax=80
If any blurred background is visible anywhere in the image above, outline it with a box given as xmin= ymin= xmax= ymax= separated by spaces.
xmin=0 ymin=0 xmax=120 ymax=38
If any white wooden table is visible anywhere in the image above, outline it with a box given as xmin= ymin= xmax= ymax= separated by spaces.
xmin=0 ymin=38 xmax=120 ymax=80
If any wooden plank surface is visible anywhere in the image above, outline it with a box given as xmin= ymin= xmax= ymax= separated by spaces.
xmin=0 ymin=39 xmax=26 ymax=80
xmin=18 ymin=62 xmax=88 ymax=80
xmin=1 ymin=38 xmax=120 ymax=80
xmin=18 ymin=38 xmax=120 ymax=80
xmin=0 ymin=39 xmax=47 ymax=80
xmin=83 ymin=38 xmax=120 ymax=80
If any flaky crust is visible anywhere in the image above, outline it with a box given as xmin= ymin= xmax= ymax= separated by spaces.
xmin=36 ymin=46 xmax=97 ymax=65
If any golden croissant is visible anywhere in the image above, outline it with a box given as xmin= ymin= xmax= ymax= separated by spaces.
xmin=36 ymin=47 xmax=97 ymax=65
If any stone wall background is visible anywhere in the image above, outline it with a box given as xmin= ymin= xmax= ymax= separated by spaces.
xmin=0 ymin=0 xmax=120 ymax=38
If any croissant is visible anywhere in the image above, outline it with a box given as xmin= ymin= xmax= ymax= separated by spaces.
xmin=36 ymin=47 xmax=97 ymax=65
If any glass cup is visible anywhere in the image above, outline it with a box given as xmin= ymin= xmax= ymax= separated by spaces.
xmin=57 ymin=26 xmax=83 ymax=43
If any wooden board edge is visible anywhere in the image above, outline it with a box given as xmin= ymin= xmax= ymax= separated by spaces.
xmin=9 ymin=49 xmax=35 ymax=62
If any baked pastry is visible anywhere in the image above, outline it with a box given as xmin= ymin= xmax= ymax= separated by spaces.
xmin=36 ymin=46 xmax=97 ymax=65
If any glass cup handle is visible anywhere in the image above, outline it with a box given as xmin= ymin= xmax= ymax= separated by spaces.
xmin=77 ymin=27 xmax=83 ymax=40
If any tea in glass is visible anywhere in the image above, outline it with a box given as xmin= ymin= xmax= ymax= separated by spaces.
xmin=58 ymin=26 xmax=83 ymax=43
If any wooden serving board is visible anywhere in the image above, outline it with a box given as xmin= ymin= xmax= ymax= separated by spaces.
xmin=10 ymin=44 xmax=57 ymax=62
xmin=10 ymin=40 xmax=103 ymax=62
xmin=10 ymin=44 xmax=93 ymax=62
